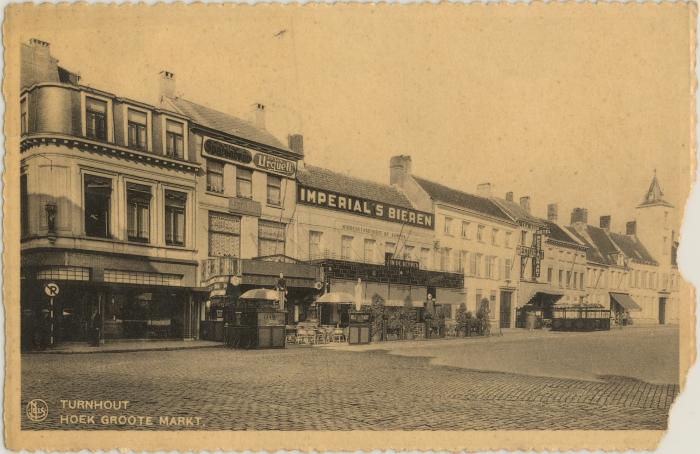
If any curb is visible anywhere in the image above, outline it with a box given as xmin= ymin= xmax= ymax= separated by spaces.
xmin=23 ymin=344 xmax=225 ymax=355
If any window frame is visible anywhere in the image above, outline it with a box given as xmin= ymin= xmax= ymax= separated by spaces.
xmin=443 ymin=216 xmax=453 ymax=236
xmin=20 ymin=172 xmax=29 ymax=238
xmin=124 ymin=105 xmax=151 ymax=151
xmin=461 ymin=221 xmax=470 ymax=239
xmin=125 ymin=181 xmax=153 ymax=244
xmin=258 ymin=220 xmax=286 ymax=257
xmin=309 ymin=230 xmax=323 ymax=259
xmin=206 ymin=159 xmax=225 ymax=194
xmin=164 ymin=188 xmax=188 ymax=247
xmin=161 ymin=115 xmax=188 ymax=160
xmin=82 ymin=172 xmax=115 ymax=239
xmin=81 ymin=92 xmax=113 ymax=142
xmin=236 ymin=167 xmax=253 ymax=199
xmin=477 ymin=225 xmax=485 ymax=242
xmin=20 ymin=95 xmax=28 ymax=135
xmin=341 ymin=235 xmax=354 ymax=260
xmin=208 ymin=211 xmax=241 ymax=258
xmin=266 ymin=174 xmax=283 ymax=206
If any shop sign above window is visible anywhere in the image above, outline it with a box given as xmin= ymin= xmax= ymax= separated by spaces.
xmin=202 ymin=137 xmax=297 ymax=178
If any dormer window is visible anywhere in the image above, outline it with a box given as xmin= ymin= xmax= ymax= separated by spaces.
xmin=86 ymin=97 xmax=108 ymax=140
xmin=165 ymin=119 xmax=184 ymax=159
xmin=127 ymin=109 xmax=148 ymax=151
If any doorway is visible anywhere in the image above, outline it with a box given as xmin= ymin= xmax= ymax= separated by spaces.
xmin=500 ymin=291 xmax=512 ymax=328
xmin=658 ymin=297 xmax=667 ymax=325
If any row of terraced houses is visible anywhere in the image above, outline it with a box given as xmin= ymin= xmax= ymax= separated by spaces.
xmin=20 ymin=39 xmax=681 ymax=346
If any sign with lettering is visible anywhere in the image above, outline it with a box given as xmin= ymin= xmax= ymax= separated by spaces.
xmin=202 ymin=137 xmax=297 ymax=178
xmin=297 ymin=185 xmax=434 ymax=229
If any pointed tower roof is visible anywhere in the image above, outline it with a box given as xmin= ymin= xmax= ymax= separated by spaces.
xmin=638 ymin=172 xmax=673 ymax=208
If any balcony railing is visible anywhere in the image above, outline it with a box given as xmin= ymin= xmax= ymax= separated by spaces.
xmin=201 ymin=256 xmax=241 ymax=282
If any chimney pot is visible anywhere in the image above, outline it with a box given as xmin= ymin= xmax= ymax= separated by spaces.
xmin=626 ymin=221 xmax=637 ymax=236
xmin=505 ymin=191 xmax=514 ymax=202
xmin=519 ymin=196 xmax=531 ymax=213
xmin=547 ymin=203 xmax=558 ymax=222
xmin=600 ymin=215 xmax=611 ymax=231
xmin=252 ymin=103 xmax=266 ymax=129
xmin=570 ymin=208 xmax=588 ymax=225
xmin=390 ymin=155 xmax=413 ymax=188
xmin=477 ymin=183 xmax=492 ymax=197
xmin=159 ymin=70 xmax=176 ymax=99
xmin=288 ymin=134 xmax=304 ymax=155
xmin=29 ymin=38 xmax=50 ymax=47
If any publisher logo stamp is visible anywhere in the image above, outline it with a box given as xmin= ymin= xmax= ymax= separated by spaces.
xmin=26 ymin=399 xmax=48 ymax=422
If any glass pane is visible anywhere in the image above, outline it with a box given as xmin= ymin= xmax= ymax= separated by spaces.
xmin=175 ymin=211 xmax=185 ymax=244
xmin=209 ymin=231 xmax=240 ymax=257
xmin=209 ymin=213 xmax=241 ymax=234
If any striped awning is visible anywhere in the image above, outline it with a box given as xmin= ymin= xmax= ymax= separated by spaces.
xmin=610 ymin=292 xmax=642 ymax=312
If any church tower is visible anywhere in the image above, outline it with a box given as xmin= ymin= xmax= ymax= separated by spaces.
xmin=634 ymin=172 xmax=675 ymax=268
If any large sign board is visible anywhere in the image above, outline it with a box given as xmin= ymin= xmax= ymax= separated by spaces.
xmin=297 ymin=185 xmax=434 ymax=229
xmin=202 ymin=137 xmax=297 ymax=178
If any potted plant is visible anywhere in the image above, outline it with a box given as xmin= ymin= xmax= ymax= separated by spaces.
xmin=456 ymin=303 xmax=468 ymax=337
xmin=369 ymin=294 xmax=385 ymax=342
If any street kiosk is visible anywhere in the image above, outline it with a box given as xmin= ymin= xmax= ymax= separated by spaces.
xmin=348 ymin=310 xmax=371 ymax=344
xmin=224 ymin=289 xmax=286 ymax=349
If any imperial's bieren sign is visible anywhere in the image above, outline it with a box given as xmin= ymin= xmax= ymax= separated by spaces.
xmin=297 ymin=184 xmax=434 ymax=229
xmin=202 ymin=137 xmax=297 ymax=177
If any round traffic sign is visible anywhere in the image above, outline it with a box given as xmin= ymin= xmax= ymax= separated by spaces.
xmin=44 ymin=282 xmax=60 ymax=297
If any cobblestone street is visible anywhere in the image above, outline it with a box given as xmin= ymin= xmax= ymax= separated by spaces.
xmin=22 ymin=328 xmax=679 ymax=431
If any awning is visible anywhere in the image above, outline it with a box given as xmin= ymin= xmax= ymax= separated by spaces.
xmin=610 ymin=292 xmax=642 ymax=312
xmin=239 ymin=288 xmax=280 ymax=301
xmin=527 ymin=291 xmax=565 ymax=307
xmin=316 ymin=292 xmax=355 ymax=304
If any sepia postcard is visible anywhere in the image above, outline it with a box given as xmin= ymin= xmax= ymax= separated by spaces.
xmin=3 ymin=2 xmax=697 ymax=452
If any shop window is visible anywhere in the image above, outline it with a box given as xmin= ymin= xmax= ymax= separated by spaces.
xmin=267 ymin=175 xmax=282 ymax=206
xmin=461 ymin=221 xmax=470 ymax=239
xmin=36 ymin=266 xmax=90 ymax=281
xmin=309 ymin=231 xmax=323 ymax=259
xmin=208 ymin=212 xmax=240 ymax=257
xmin=126 ymin=183 xmax=151 ymax=243
xmin=477 ymin=225 xmax=485 ymax=242
xmin=236 ymin=168 xmax=253 ymax=199
xmin=104 ymin=270 xmax=182 ymax=286
xmin=164 ymin=190 xmax=187 ymax=246
xmin=84 ymin=174 xmax=112 ymax=238
xmin=20 ymin=173 xmax=28 ymax=238
xmin=258 ymin=220 xmax=285 ymax=256
xmin=127 ymin=109 xmax=148 ymax=150
xmin=21 ymin=97 xmax=28 ymax=135
xmin=363 ymin=239 xmax=376 ymax=263
xmin=86 ymin=97 xmax=108 ymax=140
xmin=341 ymin=235 xmax=353 ymax=260
xmin=206 ymin=160 xmax=224 ymax=193
xmin=165 ymin=119 xmax=184 ymax=159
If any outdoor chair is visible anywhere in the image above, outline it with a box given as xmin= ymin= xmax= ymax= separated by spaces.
xmin=296 ymin=327 xmax=314 ymax=344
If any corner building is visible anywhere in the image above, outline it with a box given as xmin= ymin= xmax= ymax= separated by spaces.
xmin=20 ymin=40 xmax=204 ymax=345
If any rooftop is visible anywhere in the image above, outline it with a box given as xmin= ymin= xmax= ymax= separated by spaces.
xmin=167 ymin=97 xmax=293 ymax=154
xmin=297 ymin=165 xmax=415 ymax=209
xmin=638 ymin=173 xmax=673 ymax=208
xmin=413 ymin=176 xmax=512 ymax=222
xmin=543 ymin=220 xmax=584 ymax=249
xmin=566 ymin=224 xmax=620 ymax=265
xmin=609 ymin=232 xmax=658 ymax=266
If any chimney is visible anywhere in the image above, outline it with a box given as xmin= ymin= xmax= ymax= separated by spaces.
xmin=252 ymin=103 xmax=266 ymax=129
xmin=570 ymin=207 xmax=588 ymax=225
xmin=477 ymin=183 xmax=492 ymax=197
xmin=22 ymin=38 xmax=56 ymax=89
xmin=600 ymin=215 xmax=611 ymax=231
xmin=159 ymin=70 xmax=176 ymax=99
xmin=519 ymin=196 xmax=531 ymax=214
xmin=390 ymin=155 xmax=412 ymax=188
xmin=547 ymin=203 xmax=558 ymax=222
xmin=288 ymin=134 xmax=304 ymax=155
xmin=626 ymin=221 xmax=637 ymax=236
xmin=505 ymin=192 xmax=514 ymax=202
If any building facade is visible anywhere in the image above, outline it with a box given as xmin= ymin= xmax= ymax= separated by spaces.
xmin=293 ymin=163 xmax=463 ymax=326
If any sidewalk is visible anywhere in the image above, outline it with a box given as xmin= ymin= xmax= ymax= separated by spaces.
xmin=25 ymin=339 xmax=224 ymax=354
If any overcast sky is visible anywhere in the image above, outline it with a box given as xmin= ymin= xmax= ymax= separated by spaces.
xmin=18 ymin=4 xmax=693 ymax=232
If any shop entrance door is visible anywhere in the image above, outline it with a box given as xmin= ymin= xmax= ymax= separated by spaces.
xmin=658 ymin=298 xmax=666 ymax=325
xmin=499 ymin=291 xmax=512 ymax=328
